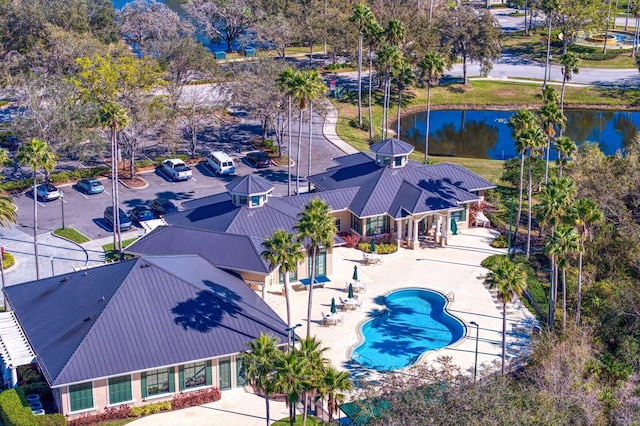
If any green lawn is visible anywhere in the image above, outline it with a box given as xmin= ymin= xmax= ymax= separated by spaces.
xmin=272 ymin=415 xmax=325 ymax=425
xmin=53 ymin=227 xmax=90 ymax=244
xmin=102 ymin=238 xmax=139 ymax=262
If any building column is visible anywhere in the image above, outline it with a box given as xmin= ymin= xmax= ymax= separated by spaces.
xmin=410 ymin=218 xmax=420 ymax=249
xmin=9 ymin=365 xmax=16 ymax=388
xmin=396 ymin=218 xmax=403 ymax=248
xmin=440 ymin=214 xmax=449 ymax=246
xmin=433 ymin=215 xmax=440 ymax=244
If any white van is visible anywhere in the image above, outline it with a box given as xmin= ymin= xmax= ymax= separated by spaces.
xmin=207 ymin=151 xmax=235 ymax=175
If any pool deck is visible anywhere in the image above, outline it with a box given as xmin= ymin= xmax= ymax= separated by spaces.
xmin=267 ymin=227 xmax=538 ymax=381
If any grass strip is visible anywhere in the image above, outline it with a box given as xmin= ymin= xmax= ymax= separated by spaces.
xmin=102 ymin=238 xmax=138 ymax=262
xmin=53 ymin=227 xmax=90 ymax=244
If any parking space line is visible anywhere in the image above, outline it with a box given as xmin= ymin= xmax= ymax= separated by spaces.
xmin=37 ymin=201 xmax=46 ymax=208
xmin=104 ymin=190 xmax=110 ymax=195
xmin=192 ymin=177 xmax=197 ymax=182
xmin=81 ymin=193 xmax=89 ymax=200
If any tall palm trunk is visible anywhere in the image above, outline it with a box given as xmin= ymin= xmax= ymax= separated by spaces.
xmin=501 ymin=302 xmax=506 ymax=374
xmin=111 ymin=125 xmax=118 ymax=253
xmin=287 ymin=96 xmax=292 ymax=196
xmin=296 ymin=108 xmax=303 ymax=194
xmin=357 ymin=34 xmax=363 ymax=126
xmin=576 ymin=249 xmax=584 ymax=324
xmin=115 ymin=140 xmax=122 ymax=253
xmin=284 ymin=275 xmax=292 ymax=331
xmin=634 ymin=15 xmax=640 ymax=57
xmin=396 ymin=90 xmax=402 ymax=137
xmin=560 ymin=76 xmax=567 ymax=115
xmin=306 ymin=247 xmax=317 ymax=337
xmin=32 ymin=175 xmax=40 ymax=279
xmin=526 ymin=150 xmax=533 ymax=257
xmin=544 ymin=136 xmax=552 ymax=184
xmin=544 ymin=14 xmax=552 ymax=86
xmin=307 ymin=102 xmax=313 ymax=192
xmin=561 ymin=265 xmax=567 ymax=329
xmin=626 ymin=0 xmax=631 ymax=30
xmin=515 ymin=153 xmax=525 ymax=247
xmin=548 ymin=255 xmax=555 ymax=329
xmin=425 ymin=84 xmax=432 ymax=162
xmin=368 ymin=49 xmax=374 ymax=141
xmin=264 ymin=393 xmax=270 ymax=426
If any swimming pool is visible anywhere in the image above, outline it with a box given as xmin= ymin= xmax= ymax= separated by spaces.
xmin=351 ymin=288 xmax=466 ymax=371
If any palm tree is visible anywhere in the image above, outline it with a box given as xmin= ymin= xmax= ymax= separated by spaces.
xmin=317 ymin=366 xmax=352 ymax=423
xmin=261 ymin=230 xmax=304 ymax=337
xmin=550 ymin=225 xmax=579 ymax=329
xmin=296 ymin=336 xmax=328 ymax=425
xmin=289 ymin=71 xmax=308 ymax=195
xmin=243 ymin=333 xmax=283 ymax=426
xmin=295 ymin=199 xmax=337 ymax=337
xmin=276 ymin=350 xmax=309 ymax=426
xmin=365 ymin=20 xmax=383 ymax=141
xmin=559 ymin=52 xmax=580 ymax=114
xmin=376 ymin=44 xmax=402 ymax=140
xmin=391 ymin=60 xmax=414 ymax=138
xmin=518 ymin=126 xmax=546 ymax=257
xmin=509 ymin=109 xmax=537 ymax=248
xmin=538 ymin=102 xmax=566 ymax=184
xmin=541 ymin=85 xmax=560 ymax=105
xmin=555 ymin=136 xmax=577 ymax=177
xmin=302 ymin=70 xmax=327 ymax=194
xmin=349 ymin=3 xmax=375 ymax=128
xmin=17 ymin=138 xmax=56 ymax=280
xmin=572 ymin=198 xmax=602 ymax=325
xmin=276 ymin=68 xmax=298 ymax=197
xmin=417 ymin=52 xmax=446 ymax=163
xmin=384 ymin=19 xmax=405 ymax=48
xmin=487 ymin=257 xmax=527 ymax=374
xmin=98 ymin=102 xmax=130 ymax=253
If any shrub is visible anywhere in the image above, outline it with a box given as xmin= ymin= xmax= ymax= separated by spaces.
xmin=348 ymin=118 xmax=370 ymax=131
xmin=38 ymin=413 xmax=66 ymax=425
xmin=2 ymin=251 xmax=14 ymax=269
xmin=357 ymin=242 xmax=397 ymax=254
xmin=171 ymin=387 xmax=221 ymax=410
xmin=0 ymin=389 xmax=36 ymax=426
xmin=491 ymin=234 xmax=508 ymax=248
xmin=481 ymin=254 xmax=508 ymax=271
xmin=67 ymin=405 xmax=131 ymax=426
xmin=128 ymin=401 xmax=171 ymax=417
xmin=338 ymin=232 xmax=360 ymax=248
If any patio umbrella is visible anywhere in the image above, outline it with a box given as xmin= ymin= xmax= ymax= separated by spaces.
xmin=348 ymin=283 xmax=354 ymax=299
xmin=331 ymin=297 xmax=337 ymax=314
xmin=370 ymin=238 xmax=377 ymax=253
xmin=352 ymin=265 xmax=358 ymax=282
xmin=451 ymin=217 xmax=458 ymax=235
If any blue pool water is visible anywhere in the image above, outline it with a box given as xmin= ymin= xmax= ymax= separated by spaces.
xmin=351 ymin=289 xmax=466 ymax=371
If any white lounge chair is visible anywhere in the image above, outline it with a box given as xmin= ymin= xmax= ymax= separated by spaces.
xmin=475 ymin=211 xmax=490 ymax=227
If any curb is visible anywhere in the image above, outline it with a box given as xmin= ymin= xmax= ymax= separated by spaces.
xmin=118 ymin=177 xmax=150 ymax=190
xmin=50 ymin=231 xmax=89 ymax=266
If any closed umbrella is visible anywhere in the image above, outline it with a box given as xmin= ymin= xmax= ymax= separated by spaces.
xmin=352 ymin=265 xmax=359 ymax=282
xmin=451 ymin=217 xmax=458 ymax=235
xmin=348 ymin=283 xmax=354 ymax=299
xmin=370 ymin=238 xmax=377 ymax=253
xmin=331 ymin=297 xmax=337 ymax=314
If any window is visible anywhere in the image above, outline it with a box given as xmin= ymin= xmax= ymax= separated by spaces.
xmin=308 ymin=249 xmax=326 ymax=277
xmin=236 ymin=358 xmax=247 ymax=387
xmin=251 ymin=195 xmax=261 ymax=207
xmin=351 ymin=215 xmax=362 ymax=235
xmin=394 ymin=156 xmax=403 ymax=167
xmin=180 ymin=361 xmax=211 ymax=390
xmin=141 ymin=368 xmax=174 ymax=397
xmin=451 ymin=209 xmax=466 ymax=222
xmin=335 ymin=218 xmax=341 ymax=232
xmin=366 ymin=215 xmax=390 ymax=236
xmin=108 ymin=375 xmax=132 ymax=405
xmin=219 ymin=357 xmax=231 ymax=390
xmin=69 ymin=382 xmax=93 ymax=412
xmin=279 ymin=269 xmax=298 ymax=284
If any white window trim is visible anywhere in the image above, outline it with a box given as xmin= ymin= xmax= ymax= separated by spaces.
xmin=181 ymin=384 xmax=210 ymax=393
xmin=68 ymin=407 xmax=96 ymax=415
xmin=144 ymin=392 xmax=173 ymax=401
xmin=68 ymin=383 xmax=95 ymax=414
xmin=106 ymin=399 xmax=135 ymax=408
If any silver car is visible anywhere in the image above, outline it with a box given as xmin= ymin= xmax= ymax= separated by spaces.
xmin=35 ymin=183 xmax=61 ymax=201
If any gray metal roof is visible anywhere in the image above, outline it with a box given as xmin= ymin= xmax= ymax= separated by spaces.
xmin=421 ymin=162 xmax=495 ymax=192
xmin=308 ymin=153 xmax=491 ymax=219
xmin=369 ymin=138 xmax=414 ymax=156
xmin=5 ymin=255 xmax=287 ymax=387
xmin=225 ymin=174 xmax=274 ymax=195
xmin=127 ymin=226 xmax=271 ymax=274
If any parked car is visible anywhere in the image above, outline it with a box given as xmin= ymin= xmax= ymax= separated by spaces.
xmin=161 ymin=159 xmax=192 ymax=181
xmin=76 ymin=178 xmax=104 ymax=195
xmin=245 ymin=151 xmax=270 ymax=168
xmin=35 ymin=183 xmax=61 ymax=201
xmin=150 ymin=199 xmax=178 ymax=218
xmin=207 ymin=151 xmax=235 ymax=175
xmin=129 ymin=206 xmax=156 ymax=226
xmin=103 ymin=206 xmax=133 ymax=232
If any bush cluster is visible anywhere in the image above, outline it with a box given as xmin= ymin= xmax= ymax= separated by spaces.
xmin=338 ymin=232 xmax=360 ymax=248
xmin=129 ymin=401 xmax=171 ymax=417
xmin=0 ymin=389 xmax=65 ymax=426
xmin=348 ymin=118 xmax=370 ymax=131
xmin=357 ymin=242 xmax=397 ymax=254
xmin=67 ymin=405 xmax=130 ymax=426
xmin=325 ymin=63 xmax=350 ymax=70
xmin=48 ymin=167 xmax=110 ymax=185
xmin=171 ymin=387 xmax=222 ymax=410
xmin=18 ymin=366 xmax=53 ymax=403
xmin=490 ymin=234 xmax=508 ymax=248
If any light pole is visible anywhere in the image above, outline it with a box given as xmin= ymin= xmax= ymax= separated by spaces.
xmin=1 ymin=246 xmax=6 ymax=312
xmin=507 ymin=198 xmax=514 ymax=259
xmin=284 ymin=323 xmax=302 ymax=348
xmin=470 ymin=321 xmax=480 ymax=383
xmin=60 ymin=191 xmax=65 ymax=229
xmin=50 ymin=256 xmax=54 ymax=277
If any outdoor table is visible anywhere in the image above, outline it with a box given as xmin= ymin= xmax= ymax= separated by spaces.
xmin=324 ymin=313 xmax=341 ymax=326
xmin=343 ymin=297 xmax=359 ymax=310
xmin=351 ymin=281 xmax=366 ymax=293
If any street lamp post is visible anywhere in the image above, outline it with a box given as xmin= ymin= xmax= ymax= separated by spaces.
xmin=507 ymin=198 xmax=514 ymax=259
xmin=50 ymin=256 xmax=54 ymax=277
xmin=284 ymin=323 xmax=302 ymax=348
xmin=470 ymin=321 xmax=480 ymax=383
xmin=1 ymin=246 xmax=6 ymax=312
xmin=60 ymin=191 xmax=65 ymax=229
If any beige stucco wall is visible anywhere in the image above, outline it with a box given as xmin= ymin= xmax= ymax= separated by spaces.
xmin=331 ymin=210 xmax=352 ymax=233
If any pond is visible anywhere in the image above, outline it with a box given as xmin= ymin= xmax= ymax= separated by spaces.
xmin=395 ymin=109 xmax=640 ymax=160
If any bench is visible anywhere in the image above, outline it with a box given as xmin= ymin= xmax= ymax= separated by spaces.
xmin=362 ymin=253 xmax=383 ymax=265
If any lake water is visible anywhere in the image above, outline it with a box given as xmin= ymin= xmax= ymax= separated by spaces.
xmin=396 ymin=110 xmax=640 ymax=160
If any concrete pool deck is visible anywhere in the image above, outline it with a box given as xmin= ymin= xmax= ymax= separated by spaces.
xmin=267 ymin=227 xmax=538 ymax=381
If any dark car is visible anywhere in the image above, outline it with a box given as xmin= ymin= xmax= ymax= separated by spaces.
xmin=103 ymin=206 xmax=133 ymax=232
xmin=77 ymin=178 xmax=104 ymax=195
xmin=35 ymin=183 xmax=61 ymax=201
xmin=150 ymin=199 xmax=178 ymax=218
xmin=245 ymin=151 xmax=270 ymax=168
xmin=129 ymin=206 xmax=156 ymax=226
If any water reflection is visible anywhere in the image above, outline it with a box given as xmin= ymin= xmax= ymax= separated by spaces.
xmin=397 ymin=109 xmax=640 ymax=160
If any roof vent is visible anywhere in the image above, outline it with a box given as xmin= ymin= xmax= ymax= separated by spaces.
xmin=83 ymin=272 xmax=88 ymax=276
xmin=100 ymin=296 xmax=105 ymax=302
xmin=61 ymin=276 xmax=70 ymax=283
xmin=84 ymin=315 xmax=95 ymax=322
xmin=140 ymin=263 xmax=150 ymax=268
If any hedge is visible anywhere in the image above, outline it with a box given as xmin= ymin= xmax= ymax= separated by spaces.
xmin=0 ymin=388 xmax=65 ymax=426
xmin=357 ymin=242 xmax=397 ymax=254
xmin=0 ymin=165 xmax=110 ymax=194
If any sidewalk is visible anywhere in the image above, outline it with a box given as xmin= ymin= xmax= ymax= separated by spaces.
xmin=322 ymin=102 xmax=359 ymax=155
